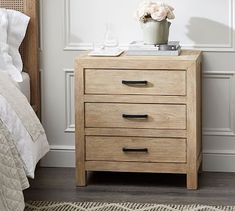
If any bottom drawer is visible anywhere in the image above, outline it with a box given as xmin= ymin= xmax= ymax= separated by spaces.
xmin=86 ymin=136 xmax=186 ymax=163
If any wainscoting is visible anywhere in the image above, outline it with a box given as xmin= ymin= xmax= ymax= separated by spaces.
xmin=41 ymin=70 xmax=235 ymax=172
xmin=40 ymin=0 xmax=235 ymax=171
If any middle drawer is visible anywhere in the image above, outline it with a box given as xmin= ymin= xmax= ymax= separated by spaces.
xmin=85 ymin=103 xmax=186 ymax=130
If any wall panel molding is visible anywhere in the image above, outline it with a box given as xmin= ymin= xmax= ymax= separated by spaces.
xmin=182 ymin=0 xmax=235 ymax=51
xmin=204 ymin=149 xmax=235 ymax=155
xmin=64 ymin=0 xmax=235 ymax=51
xmin=203 ymin=71 xmax=235 ymax=136
xmin=64 ymin=69 xmax=75 ymax=132
xmin=47 ymin=68 xmax=235 ymax=170
xmin=64 ymin=0 xmax=93 ymax=50
xmin=50 ymin=144 xmax=75 ymax=151
xmin=63 ymin=70 xmax=235 ymax=136
xmin=41 ymin=145 xmax=235 ymax=171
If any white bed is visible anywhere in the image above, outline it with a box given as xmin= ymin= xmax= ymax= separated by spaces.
xmin=18 ymin=72 xmax=30 ymax=102
xmin=0 ymin=1 xmax=47 ymax=210
xmin=0 ymin=71 xmax=49 ymax=211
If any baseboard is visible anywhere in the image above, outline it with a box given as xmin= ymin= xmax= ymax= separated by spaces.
xmin=203 ymin=153 xmax=235 ymax=172
xmin=40 ymin=147 xmax=235 ymax=172
xmin=40 ymin=146 xmax=75 ymax=167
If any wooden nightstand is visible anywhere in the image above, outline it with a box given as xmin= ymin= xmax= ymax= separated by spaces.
xmin=75 ymin=50 xmax=202 ymax=189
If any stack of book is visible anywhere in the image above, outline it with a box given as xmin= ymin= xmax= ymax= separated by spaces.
xmin=126 ymin=41 xmax=181 ymax=56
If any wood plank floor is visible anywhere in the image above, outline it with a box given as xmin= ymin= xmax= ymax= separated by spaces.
xmin=24 ymin=168 xmax=235 ymax=205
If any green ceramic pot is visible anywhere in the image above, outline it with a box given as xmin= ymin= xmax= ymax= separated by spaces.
xmin=141 ymin=19 xmax=171 ymax=45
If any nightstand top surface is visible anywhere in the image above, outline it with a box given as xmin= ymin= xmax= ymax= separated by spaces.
xmin=76 ymin=50 xmax=202 ymax=62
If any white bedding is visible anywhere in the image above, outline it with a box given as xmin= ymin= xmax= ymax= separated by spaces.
xmin=17 ymin=72 xmax=30 ymax=102
xmin=0 ymin=72 xmax=49 ymax=179
xmin=0 ymin=8 xmax=30 ymax=82
xmin=0 ymin=8 xmax=45 ymax=211
xmin=0 ymin=95 xmax=49 ymax=178
xmin=0 ymin=119 xmax=29 ymax=211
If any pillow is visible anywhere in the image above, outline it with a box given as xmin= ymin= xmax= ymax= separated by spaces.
xmin=0 ymin=8 xmax=23 ymax=82
xmin=7 ymin=9 xmax=30 ymax=73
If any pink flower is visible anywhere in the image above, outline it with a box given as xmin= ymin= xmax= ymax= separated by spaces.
xmin=151 ymin=6 xmax=167 ymax=21
xmin=167 ymin=9 xmax=175 ymax=19
xmin=135 ymin=0 xmax=175 ymax=23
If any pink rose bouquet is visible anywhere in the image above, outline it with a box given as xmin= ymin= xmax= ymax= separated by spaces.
xmin=135 ymin=0 xmax=175 ymax=23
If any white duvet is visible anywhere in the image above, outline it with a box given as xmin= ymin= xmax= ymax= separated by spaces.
xmin=0 ymin=95 xmax=49 ymax=178
xmin=0 ymin=72 xmax=50 ymax=178
xmin=0 ymin=72 xmax=49 ymax=211
xmin=0 ymin=7 xmax=49 ymax=211
xmin=0 ymin=7 xmax=49 ymax=179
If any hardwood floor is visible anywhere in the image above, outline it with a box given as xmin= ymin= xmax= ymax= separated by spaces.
xmin=24 ymin=168 xmax=235 ymax=205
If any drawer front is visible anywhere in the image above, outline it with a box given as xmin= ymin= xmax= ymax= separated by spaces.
xmin=85 ymin=103 xmax=186 ymax=129
xmin=86 ymin=136 xmax=186 ymax=163
xmin=85 ymin=69 xmax=186 ymax=96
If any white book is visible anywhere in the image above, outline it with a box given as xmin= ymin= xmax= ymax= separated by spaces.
xmin=129 ymin=41 xmax=180 ymax=51
xmin=126 ymin=47 xmax=181 ymax=56
xmin=129 ymin=41 xmax=159 ymax=50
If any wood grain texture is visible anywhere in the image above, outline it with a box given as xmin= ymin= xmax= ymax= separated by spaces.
xmin=75 ymin=61 xmax=86 ymax=186
xmin=186 ymin=59 xmax=202 ymax=189
xmin=85 ymin=161 xmax=186 ymax=173
xmin=75 ymin=50 xmax=202 ymax=189
xmin=86 ymin=136 xmax=186 ymax=163
xmin=85 ymin=69 xmax=186 ymax=96
xmin=24 ymin=0 xmax=40 ymax=117
xmin=196 ymin=60 xmax=202 ymax=159
xmin=85 ymin=128 xmax=187 ymax=138
xmin=85 ymin=103 xmax=186 ymax=129
xmin=78 ymin=51 xmax=194 ymax=70
xmin=84 ymin=95 xmax=187 ymax=104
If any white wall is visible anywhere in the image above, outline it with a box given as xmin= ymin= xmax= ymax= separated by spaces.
xmin=40 ymin=0 xmax=235 ymax=172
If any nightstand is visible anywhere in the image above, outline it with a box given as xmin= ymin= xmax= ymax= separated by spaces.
xmin=75 ymin=50 xmax=202 ymax=189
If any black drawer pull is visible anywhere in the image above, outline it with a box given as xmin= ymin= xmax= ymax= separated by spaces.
xmin=122 ymin=114 xmax=148 ymax=119
xmin=122 ymin=80 xmax=148 ymax=86
xmin=123 ymin=147 xmax=148 ymax=153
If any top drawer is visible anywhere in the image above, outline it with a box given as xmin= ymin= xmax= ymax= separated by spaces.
xmin=85 ymin=69 xmax=186 ymax=96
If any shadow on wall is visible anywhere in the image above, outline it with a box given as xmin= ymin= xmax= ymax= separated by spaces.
xmin=186 ymin=17 xmax=233 ymax=46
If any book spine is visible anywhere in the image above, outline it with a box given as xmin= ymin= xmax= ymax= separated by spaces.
xmin=129 ymin=46 xmax=159 ymax=51
xmin=126 ymin=49 xmax=180 ymax=56
xmin=159 ymin=45 xmax=179 ymax=51
xmin=129 ymin=45 xmax=180 ymax=51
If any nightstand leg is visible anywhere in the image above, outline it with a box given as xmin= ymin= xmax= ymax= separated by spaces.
xmin=76 ymin=163 xmax=87 ymax=186
xmin=187 ymin=172 xmax=198 ymax=189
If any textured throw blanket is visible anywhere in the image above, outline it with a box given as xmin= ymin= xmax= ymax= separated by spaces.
xmin=0 ymin=71 xmax=50 ymax=210
xmin=0 ymin=72 xmax=45 ymax=142
xmin=0 ymin=120 xmax=29 ymax=211
xmin=0 ymin=8 xmax=49 ymax=211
